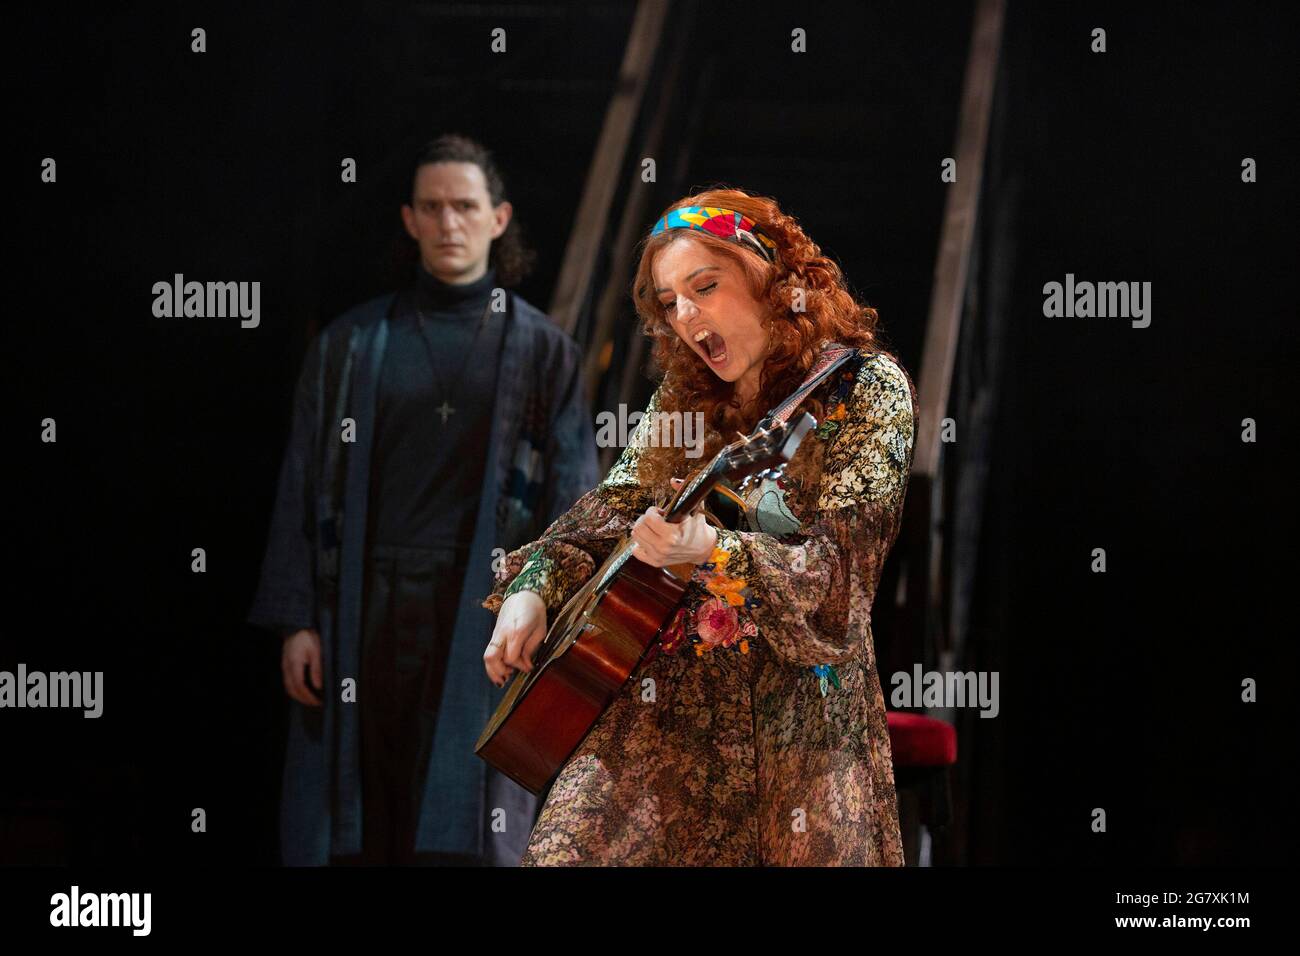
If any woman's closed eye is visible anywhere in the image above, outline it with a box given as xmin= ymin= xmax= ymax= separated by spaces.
xmin=663 ymin=282 xmax=717 ymax=312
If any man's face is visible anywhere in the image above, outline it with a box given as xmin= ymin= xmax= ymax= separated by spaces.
xmin=401 ymin=161 xmax=511 ymax=284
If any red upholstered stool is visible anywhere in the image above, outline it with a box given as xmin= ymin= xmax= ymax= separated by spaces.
xmin=887 ymin=711 xmax=958 ymax=864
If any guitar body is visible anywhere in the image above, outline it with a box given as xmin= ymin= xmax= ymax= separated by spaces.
xmin=475 ymin=538 xmax=692 ymax=794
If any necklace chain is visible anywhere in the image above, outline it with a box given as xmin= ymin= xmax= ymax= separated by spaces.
xmin=412 ymin=290 xmax=497 ymax=425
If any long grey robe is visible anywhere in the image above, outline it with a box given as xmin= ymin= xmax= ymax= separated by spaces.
xmin=248 ymin=289 xmax=598 ymax=865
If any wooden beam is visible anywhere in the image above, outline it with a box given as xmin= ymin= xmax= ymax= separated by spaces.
xmin=600 ymin=22 xmax=715 ymax=473
xmin=913 ymin=0 xmax=1005 ymax=482
xmin=582 ymin=1 xmax=694 ymax=404
xmin=548 ymin=0 xmax=670 ymax=334
xmin=897 ymin=0 xmax=1005 ymax=672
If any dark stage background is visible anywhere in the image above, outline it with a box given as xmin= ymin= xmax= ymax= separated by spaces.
xmin=6 ymin=0 xmax=1294 ymax=867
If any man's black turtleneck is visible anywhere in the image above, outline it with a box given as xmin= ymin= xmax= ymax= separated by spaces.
xmin=370 ymin=262 xmax=507 ymax=550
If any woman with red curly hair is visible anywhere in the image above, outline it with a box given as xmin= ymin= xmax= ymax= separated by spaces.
xmin=483 ymin=187 xmax=916 ymax=865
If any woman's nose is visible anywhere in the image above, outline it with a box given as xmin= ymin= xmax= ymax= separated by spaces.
xmin=675 ymin=296 xmax=699 ymax=320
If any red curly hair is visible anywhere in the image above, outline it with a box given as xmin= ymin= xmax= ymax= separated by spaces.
xmin=630 ymin=187 xmax=885 ymax=495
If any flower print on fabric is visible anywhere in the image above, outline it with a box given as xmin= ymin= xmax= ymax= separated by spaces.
xmin=659 ymin=542 xmax=761 ymax=658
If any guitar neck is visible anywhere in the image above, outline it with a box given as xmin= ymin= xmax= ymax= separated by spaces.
xmin=662 ymin=462 xmax=723 ymax=523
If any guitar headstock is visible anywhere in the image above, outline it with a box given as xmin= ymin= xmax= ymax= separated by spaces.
xmin=718 ymin=412 xmax=816 ymax=487
xmin=663 ymin=412 xmax=817 ymax=522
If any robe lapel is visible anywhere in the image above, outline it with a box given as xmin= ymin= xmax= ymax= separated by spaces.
xmin=328 ymin=296 xmax=393 ymax=855
xmin=414 ymin=292 xmax=540 ymax=860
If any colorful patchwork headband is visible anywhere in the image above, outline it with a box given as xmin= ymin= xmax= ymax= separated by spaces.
xmin=649 ymin=206 xmax=779 ymax=263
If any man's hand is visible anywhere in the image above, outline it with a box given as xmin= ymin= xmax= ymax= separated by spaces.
xmin=282 ymin=628 xmax=323 ymax=706
xmin=484 ymin=590 xmax=547 ymax=687
xmin=630 ymin=478 xmax=718 ymax=568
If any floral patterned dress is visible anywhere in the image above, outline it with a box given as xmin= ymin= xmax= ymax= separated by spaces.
xmin=482 ymin=348 xmax=917 ymax=865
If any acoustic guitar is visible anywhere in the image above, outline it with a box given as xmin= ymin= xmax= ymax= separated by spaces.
xmin=476 ymin=412 xmax=816 ymax=795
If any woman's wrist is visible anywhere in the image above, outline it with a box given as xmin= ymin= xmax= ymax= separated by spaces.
xmin=697 ymin=522 xmax=719 ymax=563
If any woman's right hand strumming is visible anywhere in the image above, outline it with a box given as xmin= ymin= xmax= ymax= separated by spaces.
xmin=484 ymin=590 xmax=547 ymax=688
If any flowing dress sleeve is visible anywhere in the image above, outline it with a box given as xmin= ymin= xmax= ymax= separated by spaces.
xmin=482 ymin=386 xmax=661 ymax=615
xmin=698 ymin=352 xmax=916 ymax=667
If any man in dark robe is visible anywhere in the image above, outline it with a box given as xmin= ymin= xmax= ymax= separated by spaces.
xmin=248 ymin=134 xmax=598 ymax=865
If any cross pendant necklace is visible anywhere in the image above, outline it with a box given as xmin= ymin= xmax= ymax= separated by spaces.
xmin=414 ymin=291 xmax=497 ymax=426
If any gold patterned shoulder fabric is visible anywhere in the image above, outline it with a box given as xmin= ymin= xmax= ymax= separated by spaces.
xmin=817 ymin=351 xmax=916 ymax=511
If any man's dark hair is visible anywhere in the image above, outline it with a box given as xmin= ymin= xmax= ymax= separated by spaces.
xmin=402 ymin=133 xmax=537 ymax=287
